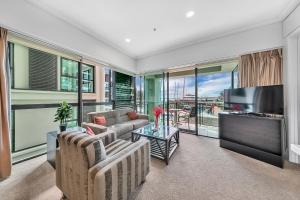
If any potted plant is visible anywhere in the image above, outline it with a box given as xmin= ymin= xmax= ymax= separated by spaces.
xmin=54 ymin=101 xmax=73 ymax=132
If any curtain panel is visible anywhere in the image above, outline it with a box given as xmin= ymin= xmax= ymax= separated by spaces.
xmin=238 ymin=49 xmax=282 ymax=88
xmin=0 ymin=28 xmax=11 ymax=180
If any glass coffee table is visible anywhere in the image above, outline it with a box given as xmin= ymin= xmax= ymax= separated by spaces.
xmin=132 ymin=123 xmax=179 ymax=165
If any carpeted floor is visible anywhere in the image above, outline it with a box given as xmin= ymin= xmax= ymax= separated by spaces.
xmin=1 ymin=133 xmax=300 ymax=200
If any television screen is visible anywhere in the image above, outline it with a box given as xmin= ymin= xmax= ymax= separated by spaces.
xmin=224 ymin=85 xmax=283 ymax=115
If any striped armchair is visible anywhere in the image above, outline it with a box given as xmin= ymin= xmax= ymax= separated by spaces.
xmin=56 ymin=130 xmax=150 ymax=200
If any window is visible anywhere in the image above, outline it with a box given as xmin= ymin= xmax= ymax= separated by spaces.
xmin=8 ymin=42 xmax=79 ymax=163
xmin=232 ymin=65 xmax=239 ymax=88
xmin=10 ymin=42 xmax=58 ymax=90
xmin=8 ymin=42 xmax=14 ymax=88
xmin=104 ymin=68 xmax=112 ymax=102
xmin=60 ymin=58 xmax=95 ymax=93
xmin=82 ymin=63 xmax=94 ymax=93
xmin=61 ymin=58 xmax=78 ymax=92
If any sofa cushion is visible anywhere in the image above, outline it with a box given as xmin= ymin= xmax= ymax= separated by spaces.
xmin=88 ymin=110 xmax=117 ymax=126
xmin=131 ymin=119 xmax=149 ymax=129
xmin=117 ymin=108 xmax=134 ymax=123
xmin=109 ymin=122 xmax=133 ymax=137
xmin=85 ymin=139 xmax=106 ymax=168
xmin=128 ymin=111 xmax=138 ymax=120
xmin=94 ymin=116 xmax=107 ymax=126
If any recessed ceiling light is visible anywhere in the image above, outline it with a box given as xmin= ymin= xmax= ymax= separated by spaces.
xmin=125 ymin=38 xmax=131 ymax=43
xmin=185 ymin=11 xmax=195 ymax=18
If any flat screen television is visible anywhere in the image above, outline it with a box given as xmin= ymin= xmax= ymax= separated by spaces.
xmin=224 ymin=85 xmax=283 ymax=115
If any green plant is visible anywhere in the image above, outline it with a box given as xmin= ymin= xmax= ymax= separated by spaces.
xmin=54 ymin=101 xmax=73 ymax=125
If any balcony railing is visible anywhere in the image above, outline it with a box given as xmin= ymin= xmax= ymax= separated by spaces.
xmin=144 ymin=99 xmax=224 ymax=131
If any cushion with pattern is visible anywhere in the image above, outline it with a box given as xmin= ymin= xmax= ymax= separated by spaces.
xmin=85 ymin=139 xmax=106 ymax=167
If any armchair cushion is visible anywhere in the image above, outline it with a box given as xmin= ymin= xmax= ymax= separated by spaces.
xmin=85 ymin=139 xmax=106 ymax=168
xmin=93 ymin=130 xmax=117 ymax=146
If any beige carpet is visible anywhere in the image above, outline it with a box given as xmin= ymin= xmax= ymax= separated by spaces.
xmin=1 ymin=133 xmax=300 ymax=200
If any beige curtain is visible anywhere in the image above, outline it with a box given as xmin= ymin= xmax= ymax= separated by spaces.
xmin=0 ymin=28 xmax=11 ymax=180
xmin=238 ymin=49 xmax=282 ymax=87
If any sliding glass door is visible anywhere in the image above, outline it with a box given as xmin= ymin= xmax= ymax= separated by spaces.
xmin=197 ymin=61 xmax=238 ymax=138
xmin=138 ymin=60 xmax=239 ymax=138
xmin=144 ymin=73 xmax=164 ymax=122
xmin=168 ymin=70 xmax=196 ymax=132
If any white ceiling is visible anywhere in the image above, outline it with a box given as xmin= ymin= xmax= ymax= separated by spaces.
xmin=27 ymin=0 xmax=299 ymax=59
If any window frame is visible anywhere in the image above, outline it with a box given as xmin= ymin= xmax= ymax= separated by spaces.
xmin=60 ymin=57 xmax=79 ymax=92
xmin=81 ymin=63 xmax=95 ymax=93
xmin=60 ymin=57 xmax=95 ymax=93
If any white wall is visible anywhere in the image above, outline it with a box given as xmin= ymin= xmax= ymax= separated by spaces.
xmin=0 ymin=0 xmax=136 ymax=73
xmin=283 ymin=3 xmax=300 ymax=164
xmin=137 ymin=23 xmax=283 ymax=73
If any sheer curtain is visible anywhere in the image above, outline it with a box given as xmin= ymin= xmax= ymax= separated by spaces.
xmin=0 ymin=27 xmax=11 ymax=180
xmin=238 ymin=49 xmax=282 ymax=87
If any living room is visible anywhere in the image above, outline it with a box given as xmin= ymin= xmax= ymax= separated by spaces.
xmin=1 ymin=0 xmax=300 ymax=200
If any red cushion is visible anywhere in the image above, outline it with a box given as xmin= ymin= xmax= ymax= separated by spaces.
xmin=128 ymin=111 xmax=138 ymax=120
xmin=86 ymin=126 xmax=95 ymax=136
xmin=94 ymin=116 xmax=107 ymax=126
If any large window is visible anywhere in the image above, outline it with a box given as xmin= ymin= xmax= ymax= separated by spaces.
xmin=60 ymin=58 xmax=95 ymax=93
xmin=8 ymin=39 xmax=117 ymax=164
xmin=9 ymin=42 xmax=79 ymax=163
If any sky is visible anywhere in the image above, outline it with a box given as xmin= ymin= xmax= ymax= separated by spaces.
xmin=169 ymin=72 xmax=233 ymax=99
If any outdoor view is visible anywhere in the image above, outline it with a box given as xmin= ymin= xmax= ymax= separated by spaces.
xmin=142 ymin=62 xmax=238 ymax=138
xmin=168 ymin=72 xmax=234 ymax=136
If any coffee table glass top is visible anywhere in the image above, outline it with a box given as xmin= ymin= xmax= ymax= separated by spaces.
xmin=132 ymin=123 xmax=178 ymax=140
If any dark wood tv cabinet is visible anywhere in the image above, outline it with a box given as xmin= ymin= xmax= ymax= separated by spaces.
xmin=219 ymin=112 xmax=286 ymax=168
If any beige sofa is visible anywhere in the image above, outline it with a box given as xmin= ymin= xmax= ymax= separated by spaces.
xmin=83 ymin=108 xmax=149 ymax=140
xmin=56 ymin=130 xmax=150 ymax=200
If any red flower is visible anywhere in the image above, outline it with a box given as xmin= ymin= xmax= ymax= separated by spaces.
xmin=153 ymin=106 xmax=164 ymax=117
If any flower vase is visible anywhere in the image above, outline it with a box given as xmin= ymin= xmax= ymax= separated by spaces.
xmin=155 ymin=117 xmax=159 ymax=129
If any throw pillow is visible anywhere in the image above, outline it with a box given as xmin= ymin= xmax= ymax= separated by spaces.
xmin=86 ymin=126 xmax=95 ymax=136
xmin=128 ymin=111 xmax=138 ymax=120
xmin=85 ymin=139 xmax=106 ymax=167
xmin=94 ymin=116 xmax=107 ymax=126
